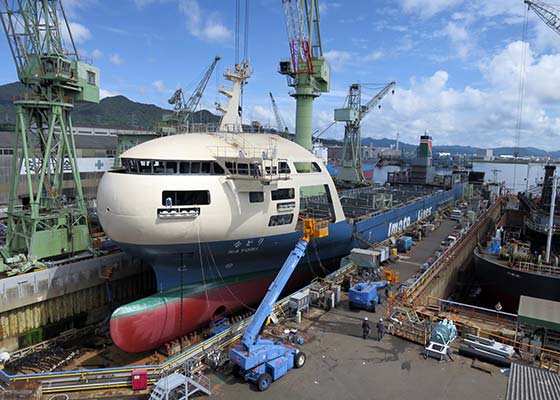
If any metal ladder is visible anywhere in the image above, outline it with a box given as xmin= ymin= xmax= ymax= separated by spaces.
xmin=149 ymin=372 xmax=211 ymax=400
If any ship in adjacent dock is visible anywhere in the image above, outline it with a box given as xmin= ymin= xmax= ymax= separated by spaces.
xmin=474 ymin=238 xmax=560 ymax=311
xmin=97 ymin=64 xmax=465 ymax=352
xmin=474 ymin=165 xmax=560 ymax=311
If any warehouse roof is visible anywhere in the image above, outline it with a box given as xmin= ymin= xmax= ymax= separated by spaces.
xmin=506 ymin=363 xmax=560 ymax=400
xmin=518 ymin=296 xmax=560 ymax=331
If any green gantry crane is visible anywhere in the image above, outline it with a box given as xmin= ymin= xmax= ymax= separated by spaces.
xmin=335 ymin=82 xmax=395 ymax=185
xmin=0 ymin=0 xmax=100 ymax=271
xmin=279 ymin=0 xmax=329 ymax=156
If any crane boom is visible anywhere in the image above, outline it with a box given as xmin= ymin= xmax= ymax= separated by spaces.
xmin=184 ymin=55 xmax=221 ymax=117
xmin=362 ymin=81 xmax=396 ymax=118
xmin=165 ymin=56 xmax=221 ymax=134
xmin=334 ymin=82 xmax=396 ymax=185
xmin=269 ymin=92 xmax=288 ymax=134
xmin=525 ymin=0 xmax=560 ymax=36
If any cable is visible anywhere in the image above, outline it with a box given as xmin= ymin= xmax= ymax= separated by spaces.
xmin=196 ymin=220 xmax=210 ymax=309
xmin=243 ymin=0 xmax=250 ymax=62
xmin=513 ymin=6 xmax=529 ymax=193
xmin=205 ymin=241 xmax=256 ymax=311
xmin=235 ymin=0 xmax=240 ymax=65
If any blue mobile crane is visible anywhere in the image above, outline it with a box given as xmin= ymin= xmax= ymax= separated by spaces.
xmin=229 ymin=219 xmax=328 ymax=391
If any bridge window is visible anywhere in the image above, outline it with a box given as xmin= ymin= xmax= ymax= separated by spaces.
xmin=121 ymin=159 xmax=225 ymax=175
xmin=271 ymin=188 xmax=295 ymax=201
xmin=162 ymin=190 xmax=210 ymax=206
xmin=269 ymin=214 xmax=293 ymax=226
xmin=153 ymin=161 xmax=165 ymax=174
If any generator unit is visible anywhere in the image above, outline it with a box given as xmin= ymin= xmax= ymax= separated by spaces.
xmin=348 ymin=281 xmax=388 ymax=311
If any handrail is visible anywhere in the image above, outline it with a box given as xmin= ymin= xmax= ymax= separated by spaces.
xmin=512 ymin=260 xmax=560 ymax=277
xmin=525 ymin=218 xmax=560 ymax=234
xmin=402 ymin=200 xmax=500 ymax=302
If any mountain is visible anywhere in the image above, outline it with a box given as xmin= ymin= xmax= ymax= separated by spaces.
xmin=0 ymin=82 xmax=220 ymax=130
xmin=360 ymin=137 xmax=560 ymax=158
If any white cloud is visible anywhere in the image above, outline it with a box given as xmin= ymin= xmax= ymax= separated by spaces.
xmin=65 ymin=22 xmax=91 ymax=44
xmin=323 ymin=49 xmax=384 ymax=71
xmin=109 ymin=53 xmax=124 ymax=65
xmin=323 ymin=50 xmax=354 ymax=71
xmin=319 ymin=1 xmax=343 ymax=15
xmin=91 ymin=49 xmax=103 ymax=58
xmin=179 ymin=0 xmax=232 ymax=42
xmin=152 ymin=80 xmax=167 ymax=93
xmin=441 ymin=22 xmax=472 ymax=60
xmin=353 ymin=41 xmax=560 ymax=149
xmin=100 ymin=88 xmax=118 ymax=99
xmin=364 ymin=51 xmax=383 ymax=62
xmin=62 ymin=0 xmax=96 ymax=18
xmin=398 ymin=0 xmax=463 ymax=18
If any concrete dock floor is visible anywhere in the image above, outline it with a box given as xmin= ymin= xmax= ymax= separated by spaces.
xmin=211 ymin=303 xmax=507 ymax=400
xmin=389 ymin=218 xmax=458 ymax=284
xmin=209 ymin=218 xmax=507 ymax=400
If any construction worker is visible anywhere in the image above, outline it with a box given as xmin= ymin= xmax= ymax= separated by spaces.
xmin=361 ymin=317 xmax=371 ymax=340
xmin=377 ymin=318 xmax=385 ymax=341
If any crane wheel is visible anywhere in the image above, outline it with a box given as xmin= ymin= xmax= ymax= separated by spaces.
xmin=295 ymin=352 xmax=306 ymax=368
xmin=257 ymin=373 xmax=272 ymax=391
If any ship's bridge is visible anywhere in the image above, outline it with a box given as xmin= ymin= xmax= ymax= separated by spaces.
xmin=118 ymin=129 xmax=321 ymax=191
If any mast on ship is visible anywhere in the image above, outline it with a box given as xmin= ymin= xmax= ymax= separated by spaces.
xmin=216 ymin=62 xmax=251 ymax=132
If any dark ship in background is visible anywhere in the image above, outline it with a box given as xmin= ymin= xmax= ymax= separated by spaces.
xmin=474 ymin=164 xmax=559 ymax=312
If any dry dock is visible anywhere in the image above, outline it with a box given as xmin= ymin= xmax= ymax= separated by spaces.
xmin=42 ymin=204 xmax=511 ymax=400
xmin=5 ymin=198 xmax=553 ymax=400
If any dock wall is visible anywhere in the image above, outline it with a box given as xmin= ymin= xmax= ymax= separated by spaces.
xmin=408 ymin=199 xmax=502 ymax=303
xmin=0 ymin=252 xmax=155 ymax=352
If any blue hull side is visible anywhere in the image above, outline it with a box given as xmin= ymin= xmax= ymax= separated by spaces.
xmin=116 ymin=184 xmax=463 ymax=291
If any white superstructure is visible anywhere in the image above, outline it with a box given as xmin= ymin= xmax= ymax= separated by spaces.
xmin=97 ymin=132 xmax=345 ymax=247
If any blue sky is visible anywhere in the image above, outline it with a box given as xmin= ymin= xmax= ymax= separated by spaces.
xmin=1 ymin=0 xmax=560 ymax=150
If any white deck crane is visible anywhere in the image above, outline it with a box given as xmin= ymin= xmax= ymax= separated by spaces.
xmin=269 ymin=92 xmax=289 ymax=136
xmin=334 ymin=82 xmax=396 ymax=185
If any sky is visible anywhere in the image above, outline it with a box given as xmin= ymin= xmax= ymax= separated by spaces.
xmin=1 ymin=0 xmax=560 ymax=150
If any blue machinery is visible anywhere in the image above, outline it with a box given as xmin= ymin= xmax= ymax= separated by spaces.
xmin=348 ymin=281 xmax=388 ymax=312
xmin=230 ymin=219 xmax=328 ymax=391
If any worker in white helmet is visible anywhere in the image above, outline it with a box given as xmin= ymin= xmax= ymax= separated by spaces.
xmin=361 ymin=317 xmax=371 ymax=340
xmin=377 ymin=318 xmax=385 ymax=341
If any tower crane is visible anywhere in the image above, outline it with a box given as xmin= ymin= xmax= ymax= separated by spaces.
xmin=279 ymin=0 xmax=330 ymax=154
xmin=165 ymin=56 xmax=221 ymax=134
xmin=335 ymin=82 xmax=396 ymax=184
xmin=0 ymin=0 xmax=99 ymax=267
xmin=269 ymin=92 xmax=288 ymax=135
xmin=524 ymin=0 xmax=560 ymax=35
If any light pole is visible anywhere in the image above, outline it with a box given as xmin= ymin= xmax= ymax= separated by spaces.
xmin=545 ymin=171 xmax=558 ymax=263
